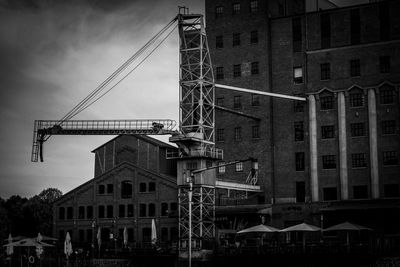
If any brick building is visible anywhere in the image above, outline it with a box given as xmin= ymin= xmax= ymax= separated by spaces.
xmin=206 ymin=0 xmax=400 ymax=232
xmin=53 ymin=135 xmax=178 ymax=252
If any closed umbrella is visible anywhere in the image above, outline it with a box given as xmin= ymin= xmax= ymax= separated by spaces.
xmin=97 ymin=227 xmax=102 ymax=256
xmin=6 ymin=234 xmax=13 ymax=256
xmin=151 ymin=219 xmax=157 ymax=245
xmin=64 ymin=232 xmax=72 ymax=259
xmin=36 ymin=233 xmax=43 ymax=258
xmin=123 ymin=227 xmax=128 ymax=247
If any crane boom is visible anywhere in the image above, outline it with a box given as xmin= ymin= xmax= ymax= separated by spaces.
xmin=31 ymin=119 xmax=177 ymax=162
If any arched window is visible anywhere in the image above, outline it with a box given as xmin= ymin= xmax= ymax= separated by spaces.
xmin=98 ymin=184 xmax=105 ymax=194
xmin=59 ymin=207 xmax=65 ymax=220
xmin=139 ymin=182 xmax=147 ymax=192
xmin=148 ymin=203 xmax=155 ymax=217
xmin=98 ymin=205 xmax=105 ymax=218
xmin=142 ymin=227 xmax=151 ymax=242
xmin=121 ymin=181 xmax=133 ymax=199
xmin=148 ymin=182 xmax=156 ymax=192
xmin=161 ymin=203 xmax=168 ymax=216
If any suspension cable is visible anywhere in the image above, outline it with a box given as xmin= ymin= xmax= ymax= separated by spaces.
xmin=58 ymin=16 xmax=178 ymax=123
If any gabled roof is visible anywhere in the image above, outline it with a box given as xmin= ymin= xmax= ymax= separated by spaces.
xmin=54 ymin=160 xmax=176 ymax=205
xmin=91 ymin=134 xmax=177 ymax=153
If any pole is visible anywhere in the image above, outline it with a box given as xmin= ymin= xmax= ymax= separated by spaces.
xmin=188 ymin=175 xmax=193 ymax=267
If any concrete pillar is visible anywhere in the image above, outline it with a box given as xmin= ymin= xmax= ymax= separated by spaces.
xmin=308 ymin=95 xmax=319 ymax=202
xmin=338 ymin=92 xmax=348 ymax=200
xmin=368 ymin=88 xmax=379 ymax=199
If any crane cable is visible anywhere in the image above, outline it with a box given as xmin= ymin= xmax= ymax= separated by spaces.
xmin=58 ymin=16 xmax=178 ymax=123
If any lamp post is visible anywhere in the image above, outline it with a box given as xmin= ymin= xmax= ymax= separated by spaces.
xmin=187 ymin=172 xmax=193 ymax=267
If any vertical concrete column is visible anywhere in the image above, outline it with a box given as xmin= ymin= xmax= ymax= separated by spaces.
xmin=308 ymin=94 xmax=319 ymax=202
xmin=338 ymin=92 xmax=348 ymax=200
xmin=368 ymin=88 xmax=379 ymax=198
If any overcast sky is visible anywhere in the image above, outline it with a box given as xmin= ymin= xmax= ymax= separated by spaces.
xmin=0 ymin=0 xmax=204 ymax=198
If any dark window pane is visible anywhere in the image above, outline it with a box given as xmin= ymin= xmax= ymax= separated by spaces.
xmin=78 ymin=206 xmax=85 ymax=219
xmin=323 ymin=187 xmax=337 ymax=201
xmin=216 ymin=129 xmax=224 ymax=142
xmin=234 ymin=127 xmax=242 ymax=141
xmin=250 ymin=30 xmax=258 ymax=44
xmin=139 ymin=204 xmax=146 ymax=217
xmin=350 ymin=9 xmax=360 ymax=45
xmin=232 ymin=3 xmax=240 ymax=14
xmin=294 ymin=121 xmax=304 ymax=141
xmin=350 ymin=93 xmax=364 ymax=107
xmin=296 ymin=181 xmax=305 ymax=203
xmin=251 ymin=94 xmax=260 ymax=106
xmin=98 ymin=185 xmax=105 ymax=194
xmin=234 ymin=95 xmax=241 ymax=109
xmin=353 ymin=185 xmax=368 ymax=199
xmin=380 ymin=88 xmax=395 ymax=104
xmin=250 ymin=1 xmax=258 ymax=13
xmin=351 ymin=153 xmax=367 ymax=168
xmin=216 ymin=35 xmax=223 ymax=49
xmin=148 ymin=203 xmax=155 ymax=217
xmin=321 ymin=125 xmax=335 ymax=139
xmin=252 ymin=125 xmax=260 ymax=139
xmin=251 ymin=62 xmax=259 ymax=75
xmin=107 ymin=184 xmax=113 ymax=194
xmin=139 ymin=182 xmax=146 ymax=192
xmin=383 ymin=151 xmax=398 ymax=165
xmin=322 ymin=155 xmax=336 ymax=169
xmin=59 ymin=207 xmax=65 ymax=220
xmin=320 ymin=63 xmax=330 ymax=80
xmin=233 ymin=33 xmax=241 ymax=46
xmin=127 ymin=204 xmax=134 ymax=217
xmin=107 ymin=205 xmax=113 ymax=218
xmin=161 ymin=203 xmax=168 ymax=216
xmin=384 ymin=184 xmax=400 ymax=198
xmin=379 ymin=3 xmax=390 ymax=41
xmin=67 ymin=207 xmax=73 ymax=219
xmin=119 ymin=204 xmax=125 ymax=218
xmin=98 ymin=205 xmax=105 ymax=218
xmin=233 ymin=64 xmax=241 ymax=77
xmin=121 ymin=181 xmax=133 ymax=198
xmin=380 ymin=56 xmax=390 ymax=73
xmin=350 ymin=123 xmax=366 ymax=137
xmin=143 ymin=228 xmax=151 ymax=242
xmin=148 ymin=182 xmax=156 ymax=192
xmin=320 ymin=95 xmax=333 ymax=110
xmin=216 ymin=6 xmax=224 ymax=18
xmin=320 ymin=13 xmax=331 ymax=48
xmin=216 ymin=66 xmax=224 ymax=80
xmin=161 ymin=227 xmax=169 ymax=242
xmin=292 ymin=17 xmax=302 ymax=52
xmin=216 ymin=97 xmax=224 ymax=107
xmin=295 ymin=152 xmax=305 ymax=171
xmin=382 ymin=120 xmax=396 ymax=135
xmin=86 ymin=206 xmax=93 ymax=219
xmin=350 ymin=59 xmax=360 ymax=77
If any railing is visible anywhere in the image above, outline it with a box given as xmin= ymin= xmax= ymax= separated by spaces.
xmin=166 ymin=147 xmax=223 ymax=159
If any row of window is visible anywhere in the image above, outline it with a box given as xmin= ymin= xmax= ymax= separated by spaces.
xmin=216 ymin=125 xmax=260 ymax=142
xmin=59 ymin=202 xmax=178 ymax=220
xmin=216 ymin=30 xmax=259 ymax=49
xmin=215 ymin=62 xmax=259 ymax=80
xmin=97 ymin=181 xmax=156 ymax=198
xmin=322 ymin=184 xmax=399 ymax=202
xmin=215 ymin=1 xmax=258 ymax=18
xmin=216 ymin=94 xmax=260 ymax=109
xmin=59 ymin=227 xmax=179 ymax=243
xmin=320 ymin=151 xmax=398 ymax=169
xmin=217 ymin=162 xmax=243 ymax=174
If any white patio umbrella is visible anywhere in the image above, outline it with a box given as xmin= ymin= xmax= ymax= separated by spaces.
xmin=280 ymin=222 xmax=321 ymax=252
xmin=64 ymin=232 xmax=72 ymax=259
xmin=237 ymin=224 xmax=280 ymax=234
xmin=151 ymin=219 xmax=157 ymax=245
xmin=323 ymin=221 xmax=372 ymax=248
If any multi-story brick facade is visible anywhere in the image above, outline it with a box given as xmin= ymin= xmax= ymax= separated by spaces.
xmin=53 ymin=135 xmax=178 ymax=251
xmin=206 ymin=0 xmax=400 ymax=232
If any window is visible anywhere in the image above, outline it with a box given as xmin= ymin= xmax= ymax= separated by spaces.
xmin=233 ymin=33 xmax=241 ymax=46
xmin=216 ymin=97 xmax=224 ymax=107
xmin=320 ymin=13 xmax=331 ymax=48
xmin=127 ymin=204 xmax=134 ymax=217
xmin=216 ymin=35 xmax=223 ymax=49
xmin=251 ymin=94 xmax=260 ymax=106
xmin=320 ymin=63 xmax=330 ymax=80
xmin=320 ymin=95 xmax=333 ymax=110
xmin=321 ymin=125 xmax=335 ymax=139
xmin=251 ymin=62 xmax=259 ymax=75
xmin=171 ymin=227 xmax=178 ymax=241
xmin=86 ymin=206 xmax=93 ymax=219
xmin=118 ymin=205 xmax=125 ymax=218
xmin=293 ymin=67 xmax=303 ymax=84
xmin=296 ymin=181 xmax=305 ymax=203
xmin=353 ymin=185 xmax=368 ymax=199
xmin=107 ymin=184 xmax=113 ymax=194
xmin=250 ymin=30 xmax=258 ymax=44
xmin=351 ymin=153 xmax=367 ymax=168
xmin=350 ymin=123 xmax=366 ymax=137
xmin=295 ymin=152 xmax=305 ymax=171
xmin=98 ymin=205 xmax=105 ymax=218
xmin=252 ymin=125 xmax=260 ymax=139
xmin=139 ymin=182 xmax=146 ymax=192
xmin=186 ymin=161 xmax=197 ymax=170
xmin=294 ymin=101 xmax=304 ymax=112
xmin=148 ymin=182 xmax=156 ymax=192
xmin=379 ymin=3 xmax=390 ymax=41
xmin=292 ymin=17 xmax=302 ymax=52
xmin=98 ymin=184 xmax=105 ymax=194
xmin=107 ymin=205 xmax=113 ymax=218
xmin=235 ymin=162 xmax=243 ymax=172
xmin=59 ymin=207 xmax=65 ymax=220
xmin=350 ymin=9 xmax=360 ymax=45
xmin=380 ymin=88 xmax=395 ymax=104
xmin=121 ymin=181 xmax=133 ymax=198
xmin=216 ymin=66 xmax=224 ymax=80
xmin=215 ymin=6 xmax=223 ymax=18
xmin=78 ymin=206 xmax=85 ymax=219
xmin=350 ymin=92 xmax=364 ymax=107
xmin=233 ymin=64 xmax=241 ymax=78
xmin=350 ymin=59 xmax=360 ymax=77
xmin=161 ymin=227 xmax=169 ymax=242
xmin=148 ymin=203 xmax=155 ymax=217
xmin=250 ymin=0 xmax=258 ymax=13
xmin=67 ymin=207 xmax=73 ymax=219
xmin=232 ymin=3 xmax=240 ymax=14
xmin=170 ymin=202 xmax=178 ymax=213
xmin=294 ymin=121 xmax=304 ymax=141
xmin=139 ymin=204 xmax=146 ymax=217
xmin=59 ymin=230 xmax=65 ymax=240
xmin=218 ymin=162 xmax=226 ymax=174
xmin=86 ymin=229 xmax=92 ymax=242
xmin=322 ymin=155 xmax=336 ymax=169
xmin=384 ymin=184 xmax=400 ymax=198
xmin=380 ymin=56 xmax=390 ymax=73
xmin=234 ymin=95 xmax=241 ymax=109
xmin=142 ymin=228 xmax=151 ymax=242
xmin=161 ymin=203 xmax=168 ymax=216
xmin=79 ymin=229 xmax=85 ymax=243
xmin=234 ymin=127 xmax=242 ymax=141
xmin=382 ymin=120 xmax=396 ymax=135
xmin=383 ymin=151 xmax=398 ymax=165
xmin=216 ymin=129 xmax=224 ymax=142
xmin=323 ymin=187 xmax=337 ymax=201
xmin=128 ymin=228 xmax=134 ymax=242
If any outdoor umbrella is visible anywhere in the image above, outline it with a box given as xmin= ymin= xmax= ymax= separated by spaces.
xmin=3 ymin=238 xmax=54 ymax=247
xmin=280 ymin=223 xmax=321 ymax=252
xmin=97 ymin=227 xmax=102 ymax=250
xmin=6 ymin=234 xmax=13 ymax=256
xmin=123 ymin=227 xmax=128 ymax=247
xmin=323 ymin=221 xmax=372 ymax=248
xmin=151 ymin=219 xmax=157 ymax=246
xmin=237 ymin=224 xmax=280 ymax=234
xmin=39 ymin=235 xmax=58 ymax=241
xmin=3 ymin=235 xmax=26 ymax=242
xmin=64 ymin=232 xmax=73 ymax=259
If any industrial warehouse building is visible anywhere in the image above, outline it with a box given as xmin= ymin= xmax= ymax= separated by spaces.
xmin=53 ymin=0 xmax=400 ymax=251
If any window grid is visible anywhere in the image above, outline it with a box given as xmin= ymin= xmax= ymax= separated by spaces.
xmin=320 ymin=63 xmax=330 ymax=80
xmin=216 ymin=66 xmax=224 ymax=80
xmin=383 ymin=151 xmax=398 ymax=165
xmin=382 ymin=120 xmax=396 ymax=135
xmin=252 ymin=94 xmax=260 ymax=106
xmin=322 ymin=155 xmax=336 ymax=169
xmin=251 ymin=62 xmax=259 ymax=75
xmin=216 ymin=35 xmax=223 ymax=49
xmin=250 ymin=30 xmax=258 ymax=44
xmin=350 ymin=123 xmax=366 ymax=137
xmin=380 ymin=56 xmax=390 ymax=73
xmin=232 ymin=3 xmax=240 ymax=14
xmin=350 ymin=59 xmax=360 ymax=77
xmin=216 ymin=129 xmax=224 ymax=142
xmin=295 ymin=152 xmax=305 ymax=171
xmin=252 ymin=125 xmax=260 ymax=139
xmin=234 ymin=95 xmax=241 ymax=109
xmin=218 ymin=162 xmax=226 ymax=174
xmin=217 ymin=97 xmax=224 ymax=107
xmin=250 ymin=0 xmax=258 ymax=13
xmin=234 ymin=127 xmax=242 ymax=141
xmin=216 ymin=6 xmax=223 ymax=18
xmin=235 ymin=162 xmax=243 ymax=172
xmin=320 ymin=95 xmax=333 ymax=110
xmin=294 ymin=101 xmax=304 ymax=112
xmin=321 ymin=125 xmax=335 ymax=139
xmin=233 ymin=33 xmax=241 ymax=46
xmin=350 ymin=93 xmax=364 ymax=107
xmin=294 ymin=121 xmax=304 ymax=141
xmin=351 ymin=153 xmax=367 ymax=168
xmin=380 ymin=89 xmax=395 ymax=104
xmin=233 ymin=64 xmax=241 ymax=78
